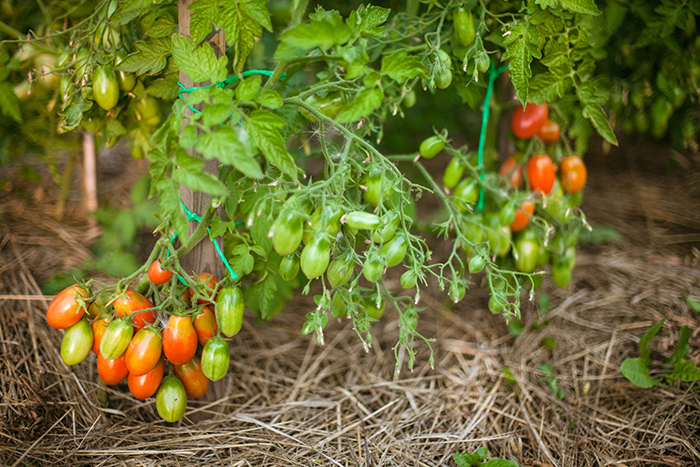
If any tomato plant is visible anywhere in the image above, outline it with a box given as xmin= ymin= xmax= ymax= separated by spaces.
xmin=192 ymin=306 xmax=218 ymax=346
xmin=148 ymin=259 xmax=173 ymax=285
xmin=201 ymin=338 xmax=230 ymax=382
xmin=216 ymin=287 xmax=244 ymax=338
xmin=97 ymin=351 xmax=128 ymax=386
xmin=100 ymin=319 xmax=134 ymax=361
xmin=419 ymin=135 xmax=445 ymax=159
xmin=537 ymin=119 xmax=561 ymax=144
xmin=189 ymin=273 xmax=219 ymax=304
xmin=559 ymin=156 xmax=588 ymax=194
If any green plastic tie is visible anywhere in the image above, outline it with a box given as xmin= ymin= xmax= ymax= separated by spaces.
xmin=476 ymin=61 xmax=508 ymax=211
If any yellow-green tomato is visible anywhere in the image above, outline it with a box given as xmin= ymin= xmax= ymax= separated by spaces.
xmin=326 ymin=256 xmax=354 ymax=288
xmin=381 ymin=233 xmax=409 ymax=267
xmin=156 ymin=375 xmax=187 ymax=422
xmin=61 ymin=318 xmax=93 ymax=366
xmin=93 ymin=66 xmax=120 ymax=111
xmin=514 ymin=230 xmax=539 ymax=273
xmin=201 ymin=337 xmax=230 ymax=382
xmin=453 ymin=6 xmax=476 ymax=47
xmin=216 ymin=287 xmax=245 ymax=337
xmin=300 ymin=234 xmax=331 ymax=280
xmin=419 ymin=136 xmax=445 ymax=159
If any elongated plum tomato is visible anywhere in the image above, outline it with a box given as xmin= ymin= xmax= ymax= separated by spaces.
xmin=279 ymin=254 xmax=300 ymax=281
xmin=536 ymin=119 xmax=560 ymax=144
xmin=156 ymin=375 xmax=187 ymax=422
xmin=92 ymin=317 xmax=110 ymax=354
xmin=163 ymin=315 xmax=197 ymax=366
xmin=148 ymin=259 xmax=173 ymax=285
xmin=216 ymin=287 xmax=244 ymax=338
xmin=559 ymin=156 xmax=587 ymax=194
xmin=87 ymin=291 xmax=109 ymax=319
xmin=93 ymin=65 xmax=120 ymax=111
xmin=453 ymin=6 xmax=476 ymax=46
xmin=188 ymin=273 xmax=219 ymax=304
xmin=498 ymin=155 xmax=523 ymax=188
xmin=419 ymin=136 xmax=445 ymax=159
xmin=113 ymin=289 xmax=156 ymax=330
xmin=526 ymin=155 xmax=555 ymax=195
xmin=510 ymin=201 xmax=535 ymax=233
xmin=61 ymin=319 xmax=93 ymax=366
xmin=514 ymin=230 xmax=540 ymax=273
xmin=300 ymin=234 xmax=331 ymax=280
xmin=192 ymin=306 xmax=217 ymax=346
xmin=511 ymin=103 xmax=548 ymax=140
xmin=100 ymin=319 xmax=134 ymax=360
xmin=174 ymin=355 xmax=209 ymax=399
xmin=128 ymin=357 xmax=164 ymax=400
xmin=47 ymin=284 xmax=88 ymax=329
xmin=125 ymin=328 xmax=162 ymax=376
xmin=272 ymin=211 xmax=303 ymax=256
xmin=97 ymin=351 xmax=128 ymax=385
xmin=201 ymin=338 xmax=230 ymax=382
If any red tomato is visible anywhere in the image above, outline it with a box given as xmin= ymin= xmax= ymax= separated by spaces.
xmin=510 ymin=201 xmax=535 ymax=232
xmin=128 ymin=357 xmax=164 ymax=399
xmin=113 ymin=289 xmax=156 ymax=330
xmin=125 ymin=328 xmax=163 ymax=376
xmin=174 ymin=355 xmax=209 ymax=399
xmin=91 ymin=317 xmax=110 ymax=355
xmin=148 ymin=259 xmax=173 ymax=285
xmin=97 ymin=350 xmax=128 ymax=385
xmin=536 ymin=119 xmax=560 ymax=144
xmin=559 ymin=156 xmax=587 ymax=194
xmin=189 ymin=273 xmax=219 ymax=304
xmin=511 ymin=102 xmax=548 ymax=140
xmin=526 ymin=155 xmax=556 ymax=195
xmin=193 ymin=306 xmax=218 ymax=346
xmin=46 ymin=284 xmax=89 ymax=329
xmin=163 ymin=315 xmax=198 ymax=365
xmin=498 ymin=155 xmax=523 ymax=188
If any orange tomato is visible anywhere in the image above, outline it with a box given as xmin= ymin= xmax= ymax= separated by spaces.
xmin=128 ymin=357 xmax=165 ymax=399
xmin=510 ymin=201 xmax=535 ymax=232
xmin=498 ymin=155 xmax=523 ymax=188
xmin=163 ymin=315 xmax=197 ymax=365
xmin=193 ymin=306 xmax=218 ymax=346
xmin=125 ymin=328 xmax=162 ymax=376
xmin=113 ymin=289 xmax=156 ymax=330
xmin=559 ymin=156 xmax=587 ymax=194
xmin=174 ymin=355 xmax=209 ymax=399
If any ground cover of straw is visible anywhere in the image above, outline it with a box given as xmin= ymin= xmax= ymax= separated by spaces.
xmin=1 ymin=140 xmax=699 ymax=466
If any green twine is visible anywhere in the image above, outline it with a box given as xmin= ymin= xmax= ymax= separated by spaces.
xmin=476 ymin=61 xmax=508 ymax=211
xmin=169 ymin=200 xmax=243 ymax=283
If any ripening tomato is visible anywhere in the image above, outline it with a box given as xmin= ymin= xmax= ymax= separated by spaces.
xmin=86 ymin=291 xmax=109 ymax=319
xmin=511 ymin=102 xmax=548 ymax=140
xmin=125 ymin=328 xmax=162 ymax=376
xmin=128 ymin=357 xmax=164 ymax=400
xmin=113 ymin=289 xmax=156 ymax=330
xmin=510 ymin=201 xmax=535 ymax=232
xmin=148 ymin=259 xmax=173 ymax=285
xmin=156 ymin=375 xmax=187 ymax=422
xmin=174 ymin=356 xmax=209 ymax=399
xmin=97 ymin=350 xmax=128 ymax=385
xmin=498 ymin=155 xmax=523 ymax=188
xmin=163 ymin=315 xmax=197 ymax=365
xmin=272 ymin=211 xmax=304 ymax=256
xmin=60 ymin=319 xmax=93 ymax=366
xmin=189 ymin=273 xmax=219 ymax=305
xmin=216 ymin=287 xmax=245 ymax=338
xmin=47 ymin=284 xmax=89 ymax=329
xmin=100 ymin=319 xmax=134 ymax=360
xmin=559 ymin=156 xmax=587 ymax=194
xmin=526 ymin=155 xmax=555 ymax=195
xmin=92 ymin=317 xmax=110 ymax=355
xmin=536 ymin=119 xmax=560 ymax=144
xmin=300 ymin=234 xmax=331 ymax=280
xmin=201 ymin=338 xmax=230 ymax=382
xmin=193 ymin=306 xmax=217 ymax=346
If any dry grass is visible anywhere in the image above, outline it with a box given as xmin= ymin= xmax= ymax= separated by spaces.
xmin=1 ymin=142 xmax=700 ymax=466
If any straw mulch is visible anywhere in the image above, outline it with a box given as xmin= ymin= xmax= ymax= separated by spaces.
xmin=1 ymin=142 xmax=699 ymax=467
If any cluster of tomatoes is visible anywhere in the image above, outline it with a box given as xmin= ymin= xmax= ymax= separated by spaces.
xmin=46 ymin=263 xmax=244 ymax=422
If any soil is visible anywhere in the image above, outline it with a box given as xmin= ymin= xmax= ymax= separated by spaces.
xmin=0 ymin=136 xmax=699 ymax=467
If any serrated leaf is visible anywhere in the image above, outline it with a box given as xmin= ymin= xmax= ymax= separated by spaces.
xmin=347 ymin=4 xmax=390 ymax=38
xmin=172 ymin=166 xmax=227 ymax=195
xmin=201 ymin=103 xmax=234 ymax=127
xmin=118 ymin=38 xmax=170 ymax=75
xmin=146 ymin=73 xmax=180 ymax=100
xmin=381 ymin=49 xmax=426 ymax=84
xmin=667 ymin=360 xmax=700 ymax=382
xmin=620 ymin=358 xmax=659 ymax=388
xmin=582 ymin=103 xmax=617 ymax=146
xmin=529 ymin=72 xmax=570 ymax=103
xmin=254 ymin=89 xmax=283 ymax=109
xmin=239 ymin=0 xmax=272 ymax=32
xmin=245 ymin=273 xmax=292 ymax=321
xmin=336 ymin=87 xmax=384 ymax=123
xmin=215 ymin=1 xmax=267 ymax=71
xmin=58 ymin=97 xmax=92 ymax=133
xmin=145 ymin=15 xmax=176 ymax=38
xmin=456 ymin=84 xmax=483 ymax=109
xmin=230 ymin=250 xmax=255 ymax=276
xmin=103 ymin=118 xmax=127 ymax=138
xmin=280 ymin=10 xmax=352 ymax=51
xmin=189 ymin=0 xmax=217 ymax=44
xmin=667 ymin=325 xmax=690 ymax=365
xmin=171 ymin=34 xmax=227 ymax=84
xmin=535 ymin=0 xmax=601 ymax=15
xmin=452 ymin=447 xmax=488 ymax=467
xmin=251 ymin=212 xmax=273 ymax=254
xmin=502 ymin=21 xmax=541 ymax=105
xmin=111 ymin=0 xmax=152 ymax=26
xmin=0 ymin=83 xmax=22 ymax=123
xmin=194 ymin=126 xmax=263 ymax=179
xmin=246 ymin=110 xmax=297 ymax=181
xmin=639 ymin=318 xmax=665 ymax=359
xmin=235 ymin=75 xmax=262 ymax=102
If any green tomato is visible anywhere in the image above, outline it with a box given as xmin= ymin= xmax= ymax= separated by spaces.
xmin=362 ymin=296 xmax=385 ymax=320
xmin=372 ymin=210 xmax=401 ymax=244
xmin=514 ymin=230 xmax=539 ymax=273
xmin=279 ymin=254 xmax=300 ymax=281
xmin=484 ymin=214 xmax=512 ymax=257
xmin=468 ymin=255 xmax=486 ymax=274
xmin=435 ymin=69 xmax=453 ymax=89
xmin=272 ymin=211 xmax=304 ymax=256
xmin=449 ymin=281 xmax=467 ymax=303
xmin=498 ymin=204 xmax=517 ymax=226
xmin=381 ymin=233 xmax=409 ymax=268
xmin=134 ymin=96 xmax=161 ymax=127
xmin=477 ymin=53 xmax=491 ymax=74
xmin=216 ymin=287 xmax=245 ymax=337
xmin=303 ymin=202 xmax=344 ymax=244
xmin=201 ymin=338 xmax=230 ymax=382
xmin=362 ymin=168 xmax=394 ymax=206
xmin=443 ymin=156 xmax=466 ymax=189
xmin=453 ymin=6 xmax=476 ymax=46
xmin=93 ymin=66 xmax=120 ymax=111
xmin=650 ymin=97 xmax=674 ymax=140
xmin=400 ymin=270 xmax=418 ymax=289
xmin=326 ymin=256 xmax=354 ymax=288
xmin=435 ymin=49 xmax=452 ymax=69
xmin=61 ymin=318 xmax=93 ymax=366
xmin=362 ymin=253 xmax=386 ymax=283
xmin=156 ymin=376 xmax=187 ymax=423
xmin=462 ymin=214 xmax=485 ymax=246
xmin=453 ymin=177 xmax=480 ymax=212
xmin=419 ymin=135 xmax=445 ymax=159
xmin=332 ymin=292 xmax=348 ymax=318
xmin=488 ymin=294 xmax=505 ymax=314
xmin=345 ymin=211 xmax=381 ymax=230
xmin=301 ymin=234 xmax=331 ymax=280
xmin=403 ymin=89 xmax=416 ymax=108
xmin=100 ymin=319 xmax=134 ymax=360
xmin=115 ymin=51 xmax=136 ymax=92
xmin=551 ymin=261 xmax=572 ymax=288
xmin=300 ymin=93 xmax=344 ymax=122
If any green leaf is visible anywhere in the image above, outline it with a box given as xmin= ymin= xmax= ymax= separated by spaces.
xmin=201 ymin=103 xmax=233 ymax=128
xmin=189 ymin=0 xmax=218 ymax=44
xmin=639 ymin=318 xmax=665 ymax=359
xmin=103 ymin=119 xmax=127 ymax=138
xmin=215 ymin=1 xmax=269 ymax=72
xmin=157 ymin=178 xmax=189 ymax=241
xmin=582 ymin=103 xmax=618 ymax=146
xmin=620 ymin=358 xmax=659 ymax=388
xmin=172 ymin=166 xmax=227 ymax=195
xmin=238 ymin=0 xmax=272 ymax=32
xmin=534 ymin=0 xmax=601 ymax=15
xmin=667 ymin=360 xmax=700 ymax=383
xmin=280 ymin=9 xmax=352 ymax=51
xmin=171 ymin=35 xmax=227 ymax=84
xmin=245 ymin=273 xmax=293 ymax=321
xmin=146 ymin=73 xmax=180 ymax=100
xmin=194 ymin=126 xmax=264 ymax=179
xmin=502 ymin=21 xmax=542 ymax=104
xmin=0 ymin=83 xmax=22 ymax=123
xmin=145 ymin=15 xmax=176 ymax=38
xmin=336 ymin=87 xmax=384 ymax=123
xmin=245 ymin=110 xmax=298 ymax=181
xmin=230 ymin=249 xmax=255 ymax=276
xmin=456 ymin=84 xmax=483 ymax=109
xmin=58 ymin=97 xmax=92 ymax=133
xmin=452 ymin=447 xmax=488 ymax=467
xmin=254 ymin=89 xmax=283 ymax=109
xmin=381 ymin=50 xmax=426 ymax=84
xmin=111 ymin=0 xmax=152 ymax=26
xmin=118 ymin=38 xmax=171 ymax=75
xmin=250 ymin=210 xmax=273 ymax=254
xmin=481 ymin=460 xmax=519 ymax=467
xmin=235 ymin=75 xmax=262 ymax=102
xmin=667 ymin=325 xmax=690 ymax=366
xmin=686 ymin=296 xmax=700 ymax=314
xmin=347 ymin=5 xmax=390 ymax=38
xmin=528 ymin=72 xmax=571 ymax=104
